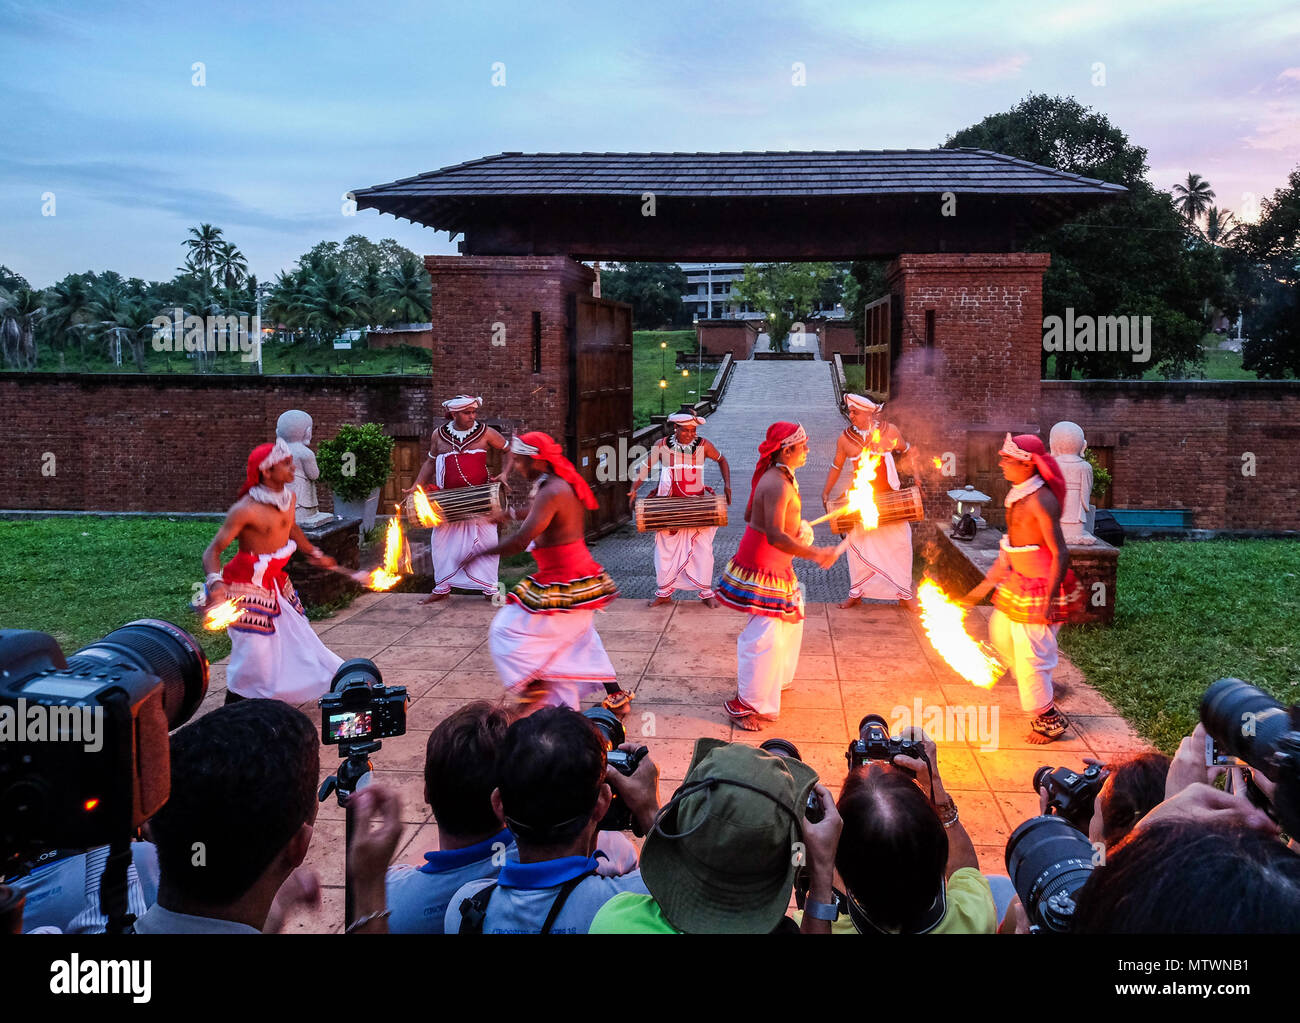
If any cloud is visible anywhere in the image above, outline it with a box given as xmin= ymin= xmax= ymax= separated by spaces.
xmin=1243 ymin=99 xmax=1300 ymax=150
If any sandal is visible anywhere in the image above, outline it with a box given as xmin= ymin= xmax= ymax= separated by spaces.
xmin=1028 ymin=707 xmax=1070 ymax=743
xmin=724 ymin=697 xmax=763 ymax=731
xmin=601 ymin=689 xmax=635 ymax=712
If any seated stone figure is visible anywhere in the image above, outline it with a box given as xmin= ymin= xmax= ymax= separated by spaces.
xmin=1049 ymin=421 xmax=1096 ymax=545
xmin=276 ymin=409 xmax=333 ymax=526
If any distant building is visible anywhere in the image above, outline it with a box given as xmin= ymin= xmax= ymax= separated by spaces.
xmin=678 ymin=262 xmax=844 ymax=321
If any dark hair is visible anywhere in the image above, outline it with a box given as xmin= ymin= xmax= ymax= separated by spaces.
xmin=494 ymin=707 xmax=606 ymax=845
xmin=425 ymin=701 xmax=511 ymax=837
xmin=1073 ymin=821 xmax=1300 ymax=933
xmin=1097 ymin=752 xmax=1171 ymax=848
xmin=835 ymin=766 xmax=947 ymax=932
xmin=150 ymin=699 xmax=319 ymax=904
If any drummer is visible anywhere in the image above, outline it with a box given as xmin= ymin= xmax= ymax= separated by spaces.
xmin=627 ymin=410 xmax=732 ymax=608
xmin=406 ymin=394 xmax=513 ymax=603
xmin=821 ymin=394 xmax=918 ymax=611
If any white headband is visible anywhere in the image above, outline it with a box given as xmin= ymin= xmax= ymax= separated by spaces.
xmin=845 ymin=394 xmax=883 ymax=414
xmin=1000 ymin=433 xmax=1033 ymax=462
xmin=258 ymin=438 xmax=294 ymax=471
xmin=442 ymin=395 xmax=482 ymax=411
xmin=510 ymin=436 xmax=539 ymax=456
xmin=780 ymin=424 xmax=807 ymax=449
xmin=668 ymin=412 xmax=706 ymax=427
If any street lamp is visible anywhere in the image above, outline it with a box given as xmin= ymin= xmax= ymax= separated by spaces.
xmin=659 ymin=375 xmax=668 ymax=416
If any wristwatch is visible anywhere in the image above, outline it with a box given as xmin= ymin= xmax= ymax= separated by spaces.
xmin=804 ymin=897 xmax=839 ymax=922
xmin=933 ymin=795 xmax=959 ymax=827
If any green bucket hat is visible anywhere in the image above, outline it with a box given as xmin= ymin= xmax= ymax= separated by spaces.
xmin=639 ymin=738 xmax=819 ymax=934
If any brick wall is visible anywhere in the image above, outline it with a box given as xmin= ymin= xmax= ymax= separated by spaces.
xmin=1041 ymin=380 xmax=1300 ymax=530
xmin=696 ymin=319 xmax=758 ymax=360
xmin=368 ymin=327 xmax=433 ymax=350
xmin=820 ymin=321 xmax=857 ymax=359
xmin=425 ymin=255 xmax=595 ymax=447
xmin=0 ymin=374 xmax=439 ymax=513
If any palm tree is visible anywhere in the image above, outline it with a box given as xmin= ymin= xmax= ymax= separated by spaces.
xmin=214 ymin=240 xmax=249 ymax=294
xmin=184 ymin=224 xmax=224 ymax=285
xmin=1203 ymin=207 xmax=1241 ymax=247
xmin=44 ymin=274 xmax=93 ymax=363
xmin=0 ymin=287 xmax=45 ymax=369
xmin=1172 ymin=173 xmax=1216 ymax=225
xmin=299 ymin=268 xmax=361 ymax=343
xmin=382 ymin=256 xmax=431 ymax=325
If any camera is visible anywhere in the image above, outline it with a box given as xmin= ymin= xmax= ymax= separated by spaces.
xmin=1005 ymin=814 xmax=1097 ymax=933
xmin=1033 ymin=764 xmax=1109 ymax=832
xmin=320 ymin=659 xmax=407 ymax=746
xmin=583 ymin=707 xmax=647 ymax=832
xmin=0 ymin=620 xmax=208 ymax=862
xmin=846 ymin=714 xmax=927 ymax=777
xmin=1201 ymin=677 xmax=1300 ymax=836
xmin=759 ymin=738 xmax=824 ymax=823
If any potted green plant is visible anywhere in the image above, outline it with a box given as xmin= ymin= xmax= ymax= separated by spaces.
xmin=317 ymin=422 xmax=394 ymax=532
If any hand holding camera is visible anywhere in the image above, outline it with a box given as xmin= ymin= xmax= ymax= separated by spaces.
xmin=604 ymin=741 xmax=660 ymax=838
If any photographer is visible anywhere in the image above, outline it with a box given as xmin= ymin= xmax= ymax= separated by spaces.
xmin=832 ymin=730 xmax=1004 ymax=933
xmin=386 ymin=701 xmax=518 ymax=933
xmin=133 ymin=699 xmax=324 ymax=933
xmin=1036 ymin=752 xmax=1170 ymax=851
xmin=590 ymin=738 xmax=841 ymax=934
xmin=445 ymin=707 xmax=659 ymax=934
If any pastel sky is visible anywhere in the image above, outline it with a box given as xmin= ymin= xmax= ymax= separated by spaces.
xmin=2 ymin=0 xmax=1297 ymax=287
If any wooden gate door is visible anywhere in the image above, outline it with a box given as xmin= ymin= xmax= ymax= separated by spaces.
xmin=965 ymin=431 xmax=1010 ymax=531
xmin=569 ymin=295 xmax=633 ymax=535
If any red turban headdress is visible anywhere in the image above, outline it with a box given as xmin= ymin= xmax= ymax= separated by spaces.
xmin=1002 ymin=433 xmax=1067 ymax=507
xmin=746 ymin=421 xmax=807 ymax=518
xmin=510 ymin=431 xmax=599 ymax=510
xmin=239 ymin=440 xmax=292 ymax=498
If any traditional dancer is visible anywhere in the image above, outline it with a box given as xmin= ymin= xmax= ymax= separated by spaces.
xmin=203 ymin=440 xmax=344 ymax=705
xmin=717 ymin=422 xmax=836 ymax=730
xmin=454 ymin=431 xmax=631 ymax=714
xmin=962 ymin=433 xmax=1086 ymax=743
xmin=627 ymin=411 xmax=732 ymax=608
xmin=407 ymin=395 xmax=512 ymax=603
xmin=822 ymin=394 xmax=918 ymax=610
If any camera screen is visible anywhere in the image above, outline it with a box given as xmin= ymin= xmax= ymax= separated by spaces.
xmin=328 ymin=710 xmax=373 ymax=741
xmin=24 ymin=678 xmax=103 ymax=698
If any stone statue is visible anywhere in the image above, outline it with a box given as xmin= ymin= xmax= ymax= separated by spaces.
xmin=276 ymin=409 xmax=333 ymax=526
xmin=1050 ymin=420 xmax=1096 ymax=545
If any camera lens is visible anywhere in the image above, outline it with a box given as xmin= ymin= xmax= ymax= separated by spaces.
xmin=857 ymin=714 xmax=889 ymax=737
xmin=1005 ymin=815 xmax=1095 ymax=933
xmin=583 ymin=706 xmax=626 ymax=750
xmin=759 ymin=737 xmax=803 ymax=761
xmin=1032 ymin=765 xmax=1053 ymax=792
xmin=74 ymin=619 xmax=209 ymax=730
xmin=1201 ymin=678 xmax=1290 ymax=780
xmin=332 ymin=658 xmax=383 ymax=692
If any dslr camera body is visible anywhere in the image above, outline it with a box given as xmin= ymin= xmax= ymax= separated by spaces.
xmin=320 ymin=658 xmax=407 ymax=746
xmin=846 ymin=714 xmax=927 ymax=776
xmin=1033 ymin=764 xmax=1108 ymax=832
xmin=583 ymin=707 xmax=647 ymax=833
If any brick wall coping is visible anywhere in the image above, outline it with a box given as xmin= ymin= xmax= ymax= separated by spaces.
xmin=0 ymin=372 xmax=432 ymax=388
xmin=1042 ymin=379 xmax=1300 ymax=397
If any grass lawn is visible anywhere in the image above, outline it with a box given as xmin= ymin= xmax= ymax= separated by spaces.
xmin=1059 ymin=539 xmax=1300 ymax=753
xmin=0 ymin=517 xmax=539 ymax=668
xmin=633 ymin=330 xmax=701 ymax=428
xmin=32 ymin=338 xmax=433 ymax=376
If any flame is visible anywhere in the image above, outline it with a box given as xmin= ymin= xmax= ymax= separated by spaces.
xmin=204 ymin=599 xmax=241 ymax=631
xmin=411 ymin=486 xmax=442 ymax=527
xmin=915 ymin=576 xmax=1005 ymax=689
xmin=932 ymin=456 xmax=943 ymax=469
xmin=841 ymin=427 xmax=883 ymax=530
xmin=367 ymin=568 xmax=401 ymax=591
xmin=367 ymin=505 xmax=407 ymax=590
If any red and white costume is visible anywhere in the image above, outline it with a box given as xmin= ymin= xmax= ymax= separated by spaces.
xmin=488 ymin=432 xmax=620 ymax=710
xmin=835 ymin=396 xmax=913 ymax=602
xmin=651 ymin=428 xmax=717 ymax=600
xmin=717 ymin=422 xmax=808 ymax=719
xmin=987 ymin=434 xmax=1086 ymax=715
xmin=221 ymin=442 xmax=342 ymax=704
xmin=429 ymin=400 xmax=499 ymax=597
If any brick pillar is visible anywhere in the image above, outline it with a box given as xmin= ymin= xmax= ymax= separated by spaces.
xmin=884 ymin=253 xmax=1050 ymax=516
xmin=424 ymin=255 xmax=596 ymax=446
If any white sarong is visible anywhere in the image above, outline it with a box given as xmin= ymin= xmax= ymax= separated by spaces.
xmin=431 ymin=518 xmax=499 ymax=596
xmin=846 ymin=520 xmax=914 ymax=601
xmin=653 ymin=526 xmax=717 ymax=598
xmin=737 ymin=611 xmax=804 ymax=717
xmin=489 ymin=603 xmax=616 ymax=710
xmin=988 ymin=609 xmax=1060 ymax=713
xmin=227 ymin=596 xmax=342 ymax=705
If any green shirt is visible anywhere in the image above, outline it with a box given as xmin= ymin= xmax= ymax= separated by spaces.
xmin=589 ymin=893 xmax=682 ymax=934
xmin=793 ymin=868 xmax=997 ymax=934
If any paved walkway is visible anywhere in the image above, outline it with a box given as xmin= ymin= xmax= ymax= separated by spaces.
xmin=196 ymin=590 xmax=1151 ymax=933
xmin=591 ymin=356 xmax=853 ymax=601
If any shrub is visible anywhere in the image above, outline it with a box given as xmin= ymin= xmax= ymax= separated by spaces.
xmin=317 ymin=422 xmax=394 ymax=502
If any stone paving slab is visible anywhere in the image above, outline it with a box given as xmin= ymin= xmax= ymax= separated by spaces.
xmin=202 ymin=590 xmax=1153 ymax=932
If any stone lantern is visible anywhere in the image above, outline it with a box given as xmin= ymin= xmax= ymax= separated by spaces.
xmin=948 ymin=484 xmax=992 ymax=532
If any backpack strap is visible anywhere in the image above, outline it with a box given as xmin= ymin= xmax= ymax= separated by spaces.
xmin=539 ymin=871 xmax=595 ymax=935
xmin=457 ymin=883 xmax=498 ymax=935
